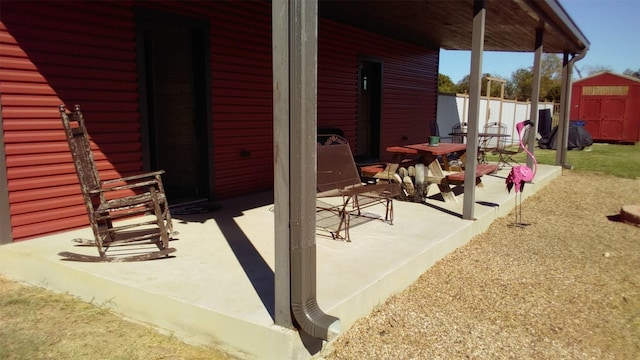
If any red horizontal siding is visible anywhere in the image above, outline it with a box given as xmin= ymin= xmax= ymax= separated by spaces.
xmin=0 ymin=82 xmax=59 ymax=95
xmin=12 ymin=215 xmax=89 ymax=241
xmin=12 ymin=207 xmax=88 ymax=228
xmin=1 ymin=0 xmax=140 ymax=240
xmin=11 ymin=195 xmax=84 ymax=217
xmin=9 ymin=184 xmax=82 ymax=204
xmin=208 ymin=0 xmax=274 ymax=198
xmin=318 ymin=19 xmax=438 ymax=153
xmin=1 ymin=0 xmax=439 ymax=241
xmin=7 ymin=174 xmax=80 ymax=192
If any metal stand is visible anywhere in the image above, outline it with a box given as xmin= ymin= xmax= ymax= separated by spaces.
xmin=509 ymin=192 xmax=531 ymax=227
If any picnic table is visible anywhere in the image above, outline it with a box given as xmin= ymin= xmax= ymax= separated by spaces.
xmin=385 ymin=143 xmax=467 ymax=203
xmin=383 ymin=142 xmax=497 ymax=203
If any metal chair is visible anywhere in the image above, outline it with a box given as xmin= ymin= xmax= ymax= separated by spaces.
xmin=316 ymin=135 xmax=400 ymax=241
xmin=479 ymin=122 xmax=508 ymax=163
xmin=58 ymin=104 xmax=176 ymax=261
xmin=493 ymin=123 xmax=531 ymax=169
xmin=451 ymin=123 xmax=466 ymax=144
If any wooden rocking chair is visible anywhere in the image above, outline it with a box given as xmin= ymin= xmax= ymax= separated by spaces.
xmin=58 ymin=104 xmax=176 ymax=262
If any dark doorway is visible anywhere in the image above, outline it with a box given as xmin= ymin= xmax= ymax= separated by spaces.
xmin=356 ymin=59 xmax=382 ymax=162
xmin=136 ymin=9 xmax=211 ymax=204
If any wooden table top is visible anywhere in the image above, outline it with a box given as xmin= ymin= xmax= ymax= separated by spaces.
xmin=386 ymin=142 xmax=467 ymax=156
xmin=449 ymin=132 xmax=511 ymax=138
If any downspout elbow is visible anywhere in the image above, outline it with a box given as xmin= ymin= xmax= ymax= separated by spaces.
xmin=291 ymin=297 xmax=341 ymax=341
xmin=571 ymin=47 xmax=588 ymax=63
xmin=290 ymin=225 xmax=340 ymax=341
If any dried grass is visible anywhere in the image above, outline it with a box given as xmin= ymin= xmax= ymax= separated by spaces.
xmin=326 ymin=171 xmax=640 ymax=359
xmin=0 ymin=277 xmax=231 ymax=360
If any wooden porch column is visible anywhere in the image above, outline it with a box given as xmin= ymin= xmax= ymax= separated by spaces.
xmin=462 ymin=0 xmax=485 ymax=220
xmin=558 ymin=50 xmax=586 ymax=167
xmin=272 ymin=0 xmax=292 ymax=329
xmin=528 ymin=29 xmax=543 ymax=169
xmin=556 ymin=51 xmax=570 ymax=167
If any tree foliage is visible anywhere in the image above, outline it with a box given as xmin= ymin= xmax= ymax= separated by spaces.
xmin=453 ymin=73 xmax=506 ymax=97
xmin=438 ymin=73 xmax=457 ymax=93
xmin=509 ymin=68 xmax=533 ymax=101
xmin=439 ymin=55 xmax=634 ymax=102
xmin=508 ymin=54 xmax=563 ymax=102
xmin=440 ymin=54 xmax=564 ymax=102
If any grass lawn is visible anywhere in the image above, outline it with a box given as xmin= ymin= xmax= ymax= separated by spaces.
xmin=485 ymin=142 xmax=640 ymax=179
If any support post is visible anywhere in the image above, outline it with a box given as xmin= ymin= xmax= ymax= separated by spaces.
xmin=273 ymin=0 xmax=340 ymax=341
xmin=463 ymin=0 xmax=486 ymax=220
xmin=273 ymin=0 xmax=292 ymax=329
xmin=527 ymin=29 xmax=543 ymax=170
xmin=556 ymin=52 xmax=569 ymax=167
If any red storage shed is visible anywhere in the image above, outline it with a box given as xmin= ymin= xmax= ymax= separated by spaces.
xmin=570 ymin=72 xmax=640 ymax=143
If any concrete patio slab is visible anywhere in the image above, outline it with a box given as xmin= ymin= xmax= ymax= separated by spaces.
xmin=0 ymin=164 xmax=561 ymax=359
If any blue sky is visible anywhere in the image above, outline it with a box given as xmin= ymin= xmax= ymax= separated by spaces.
xmin=439 ymin=0 xmax=640 ymax=83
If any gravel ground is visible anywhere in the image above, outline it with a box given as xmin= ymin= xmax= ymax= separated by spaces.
xmin=324 ymin=171 xmax=640 ymax=359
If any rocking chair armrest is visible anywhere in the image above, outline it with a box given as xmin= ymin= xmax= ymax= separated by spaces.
xmin=101 ymin=170 xmax=166 ymax=185
xmin=90 ymin=179 xmax=163 ymax=194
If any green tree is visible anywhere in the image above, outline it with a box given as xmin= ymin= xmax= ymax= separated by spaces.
xmin=438 ymin=73 xmax=457 ymax=93
xmin=509 ymin=68 xmax=533 ymax=101
xmin=455 ymin=73 xmax=504 ymax=97
xmin=508 ymin=54 xmax=562 ymax=102
xmin=456 ymin=74 xmax=471 ymax=94
xmin=545 ymin=84 xmax=562 ymax=102
xmin=540 ymin=54 xmax=562 ymax=101
xmin=541 ymin=54 xmax=562 ymax=80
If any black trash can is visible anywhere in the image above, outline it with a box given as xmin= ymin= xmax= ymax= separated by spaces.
xmin=538 ymin=109 xmax=552 ymax=138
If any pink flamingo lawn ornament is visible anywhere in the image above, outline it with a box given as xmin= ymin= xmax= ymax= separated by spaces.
xmin=506 ymin=120 xmax=537 ymax=226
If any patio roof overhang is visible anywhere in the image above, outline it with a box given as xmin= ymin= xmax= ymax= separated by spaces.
xmin=319 ymin=0 xmax=589 ymax=54
xmin=274 ymin=0 xmax=590 ymax=346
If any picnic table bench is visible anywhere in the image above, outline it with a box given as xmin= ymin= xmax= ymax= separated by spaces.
xmin=445 ymin=163 xmax=499 ymax=186
xmin=361 ymin=143 xmax=499 ymax=203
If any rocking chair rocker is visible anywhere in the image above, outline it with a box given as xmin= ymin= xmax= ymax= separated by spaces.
xmin=58 ymin=104 xmax=176 ymax=262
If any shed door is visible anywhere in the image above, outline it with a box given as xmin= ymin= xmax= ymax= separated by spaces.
xmin=580 ymin=97 xmax=626 ymax=141
xmin=601 ymin=98 xmax=625 ymax=140
xmin=580 ymin=98 xmax=602 ymax=140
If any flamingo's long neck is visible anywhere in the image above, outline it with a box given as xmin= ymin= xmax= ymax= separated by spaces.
xmin=519 ymin=124 xmax=538 ymax=176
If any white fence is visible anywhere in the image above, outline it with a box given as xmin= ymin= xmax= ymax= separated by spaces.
xmin=436 ymin=93 xmax=557 ymax=146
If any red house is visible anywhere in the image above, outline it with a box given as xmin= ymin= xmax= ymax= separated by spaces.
xmin=0 ymin=1 xmax=439 ymax=241
xmin=570 ymin=71 xmax=640 ymax=143
xmin=0 ymin=1 xmax=589 ymax=243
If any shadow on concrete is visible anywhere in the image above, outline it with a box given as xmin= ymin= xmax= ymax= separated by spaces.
xmin=173 ymin=194 xmax=276 ymax=321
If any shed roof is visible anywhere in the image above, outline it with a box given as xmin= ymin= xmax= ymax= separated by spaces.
xmin=573 ymin=71 xmax=640 ymax=84
xmin=319 ymin=0 xmax=589 ymax=54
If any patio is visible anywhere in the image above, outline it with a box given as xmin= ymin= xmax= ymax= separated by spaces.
xmin=0 ymin=164 xmax=560 ymax=359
